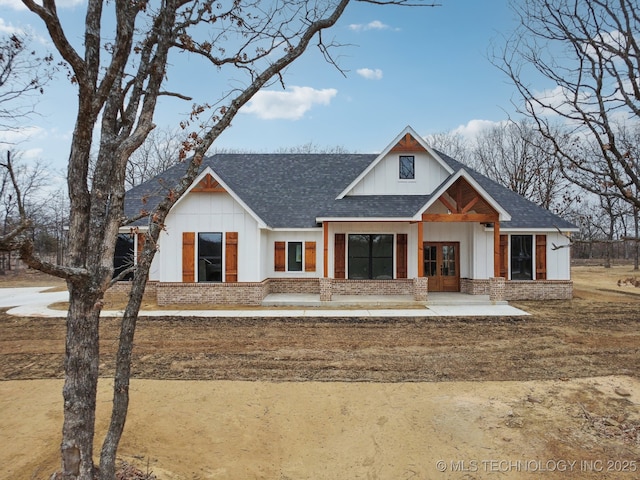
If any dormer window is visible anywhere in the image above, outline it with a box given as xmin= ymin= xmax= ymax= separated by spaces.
xmin=399 ymin=155 xmax=415 ymax=180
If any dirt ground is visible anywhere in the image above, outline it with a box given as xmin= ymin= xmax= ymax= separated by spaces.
xmin=1 ymin=265 xmax=639 ymax=479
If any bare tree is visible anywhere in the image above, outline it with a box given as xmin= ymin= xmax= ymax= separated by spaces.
xmin=473 ymin=119 xmax=577 ymax=215
xmin=7 ymin=1 xmax=440 ymax=479
xmin=125 ymin=126 xmax=183 ymax=189
xmin=0 ymin=33 xmax=54 ymax=131
xmin=498 ymin=0 xmax=640 ymax=212
xmin=425 ymin=130 xmax=475 ymax=166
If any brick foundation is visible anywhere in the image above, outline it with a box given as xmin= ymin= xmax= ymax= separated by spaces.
xmin=103 ymin=281 xmax=158 ymax=306
xmin=112 ymin=276 xmax=573 ymax=306
xmin=461 ymin=278 xmax=573 ymax=300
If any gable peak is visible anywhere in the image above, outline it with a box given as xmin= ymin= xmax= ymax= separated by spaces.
xmin=390 ymin=133 xmax=427 ymax=153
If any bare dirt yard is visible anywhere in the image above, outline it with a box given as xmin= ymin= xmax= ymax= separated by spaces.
xmin=0 ymin=265 xmax=639 ymax=479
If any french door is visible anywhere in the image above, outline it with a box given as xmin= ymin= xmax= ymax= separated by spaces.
xmin=423 ymin=242 xmax=460 ymax=292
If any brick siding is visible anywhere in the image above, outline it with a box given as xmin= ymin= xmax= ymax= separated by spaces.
xmin=103 ymin=281 xmax=158 ymax=307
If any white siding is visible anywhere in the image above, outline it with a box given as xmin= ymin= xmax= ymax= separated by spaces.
xmin=546 ymin=231 xmax=571 ymax=280
xmin=349 ymin=151 xmax=450 ymax=195
xmin=265 ymin=230 xmax=324 ymax=278
xmin=156 ymin=191 xmax=262 ymax=282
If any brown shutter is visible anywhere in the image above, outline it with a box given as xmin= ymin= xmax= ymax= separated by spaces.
xmin=499 ymin=234 xmax=508 ymax=278
xmin=274 ymin=241 xmax=285 ymax=272
xmin=396 ymin=233 xmax=408 ymax=279
xmin=136 ymin=232 xmax=145 ymax=263
xmin=304 ymin=241 xmax=316 ymax=272
xmin=225 ymin=232 xmax=238 ymax=282
xmin=182 ymin=232 xmax=195 ymax=282
xmin=334 ymin=234 xmax=345 ymax=279
xmin=536 ymin=235 xmax=547 ymax=280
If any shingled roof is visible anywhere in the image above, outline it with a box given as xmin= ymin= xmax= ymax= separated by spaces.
xmin=124 ymin=152 xmax=577 ymax=230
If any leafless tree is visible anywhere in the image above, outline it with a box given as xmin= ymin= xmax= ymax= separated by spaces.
xmin=7 ymin=1 xmax=440 ymax=479
xmin=0 ymin=33 xmax=54 ymax=131
xmin=425 ymin=129 xmax=475 ymax=166
xmin=472 ymin=119 xmax=578 ymax=215
xmin=125 ymin=126 xmax=183 ymax=189
xmin=498 ymin=0 xmax=640 ymax=212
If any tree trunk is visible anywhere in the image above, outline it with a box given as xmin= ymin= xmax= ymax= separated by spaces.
xmin=635 ymin=207 xmax=639 ymax=271
xmin=60 ymin=283 xmax=102 ymax=479
xmin=99 ymin=266 xmax=150 ymax=480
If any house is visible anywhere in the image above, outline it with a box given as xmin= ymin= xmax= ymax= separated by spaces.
xmin=117 ymin=126 xmax=577 ymax=306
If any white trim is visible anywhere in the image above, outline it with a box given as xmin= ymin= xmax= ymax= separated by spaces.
xmin=316 ymin=217 xmax=415 ymax=223
xmin=489 ymin=227 xmax=579 ymax=233
xmin=336 ymin=126 xmax=454 ymax=199
xmin=414 ymin=168 xmax=512 ymax=222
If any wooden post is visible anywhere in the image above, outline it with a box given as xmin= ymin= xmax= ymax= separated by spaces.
xmin=493 ymin=220 xmax=501 ymax=278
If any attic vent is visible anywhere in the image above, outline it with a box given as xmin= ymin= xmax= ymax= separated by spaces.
xmin=390 ymin=133 xmax=427 ymax=153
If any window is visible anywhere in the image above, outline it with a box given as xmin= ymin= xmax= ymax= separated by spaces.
xmin=399 ymin=155 xmax=415 ymax=180
xmin=113 ymin=234 xmax=134 ymax=280
xmin=510 ymin=235 xmax=532 ymax=280
xmin=287 ymin=241 xmax=303 ymax=271
xmin=348 ymin=234 xmax=394 ymax=279
xmin=198 ymin=233 xmax=223 ymax=282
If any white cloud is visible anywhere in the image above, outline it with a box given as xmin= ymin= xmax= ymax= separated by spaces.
xmin=242 ymin=86 xmax=338 ymax=120
xmin=348 ymin=20 xmax=390 ymax=32
xmin=0 ymin=18 xmax=23 ymax=34
xmin=451 ymin=119 xmax=505 ymax=140
xmin=357 ymin=68 xmax=383 ymax=80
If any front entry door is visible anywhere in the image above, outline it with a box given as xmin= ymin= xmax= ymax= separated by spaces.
xmin=423 ymin=242 xmax=460 ymax=292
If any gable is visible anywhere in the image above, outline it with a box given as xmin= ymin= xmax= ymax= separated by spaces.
xmin=339 ymin=127 xmax=454 ymax=197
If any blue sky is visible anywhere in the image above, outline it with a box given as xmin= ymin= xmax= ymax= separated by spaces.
xmin=0 ymin=0 xmax=525 ymax=174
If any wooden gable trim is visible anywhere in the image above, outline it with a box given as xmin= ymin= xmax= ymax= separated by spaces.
xmin=389 ymin=133 xmax=427 ymax=153
xmin=191 ymin=173 xmax=226 ymax=193
xmin=444 ymin=177 xmax=496 ymax=215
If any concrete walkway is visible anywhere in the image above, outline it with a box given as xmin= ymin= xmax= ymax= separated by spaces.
xmin=0 ymin=287 xmax=529 ymax=317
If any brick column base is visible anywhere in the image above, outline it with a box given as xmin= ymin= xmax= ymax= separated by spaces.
xmin=489 ymin=277 xmax=506 ymax=303
xmin=319 ymin=277 xmax=332 ymax=302
xmin=413 ymin=277 xmax=428 ymax=302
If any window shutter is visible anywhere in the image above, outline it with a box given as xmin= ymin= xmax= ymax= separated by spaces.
xmin=536 ymin=235 xmax=547 ymax=280
xmin=136 ymin=232 xmax=145 ymax=263
xmin=182 ymin=232 xmax=195 ymax=282
xmin=396 ymin=233 xmax=408 ymax=279
xmin=304 ymin=241 xmax=316 ymax=272
xmin=499 ymin=234 xmax=508 ymax=278
xmin=334 ymin=234 xmax=345 ymax=279
xmin=225 ymin=232 xmax=238 ymax=282
xmin=274 ymin=241 xmax=285 ymax=272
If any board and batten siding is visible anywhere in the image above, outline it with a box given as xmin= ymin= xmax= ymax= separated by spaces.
xmin=348 ymin=152 xmax=450 ymax=196
xmin=155 ymin=191 xmax=262 ymax=282
xmin=266 ymin=230 xmax=323 ymax=278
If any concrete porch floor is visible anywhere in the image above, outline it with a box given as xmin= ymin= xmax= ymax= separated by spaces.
xmin=260 ymin=292 xmax=525 ymax=317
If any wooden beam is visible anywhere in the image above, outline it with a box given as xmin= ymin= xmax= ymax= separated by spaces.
xmin=461 ymin=195 xmax=480 ymax=214
xmin=438 ymin=195 xmax=457 ymax=214
xmin=417 ymin=222 xmax=424 ymax=277
xmin=422 ymin=213 xmax=497 ymax=223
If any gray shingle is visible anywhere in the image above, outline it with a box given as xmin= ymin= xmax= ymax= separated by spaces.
xmin=124 ymin=151 xmax=577 ymax=230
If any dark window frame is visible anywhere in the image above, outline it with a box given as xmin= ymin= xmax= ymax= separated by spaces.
xmin=287 ymin=241 xmax=303 ymax=272
xmin=113 ymin=233 xmax=135 ymax=280
xmin=510 ymin=235 xmax=533 ymax=280
xmin=347 ymin=234 xmax=394 ymax=280
xmin=198 ymin=232 xmax=223 ymax=282
xmin=399 ymin=155 xmax=415 ymax=180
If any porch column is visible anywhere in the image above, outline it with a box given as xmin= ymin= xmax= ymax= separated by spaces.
xmin=417 ymin=221 xmax=424 ymax=277
xmin=493 ymin=220 xmax=501 ymax=278
xmin=323 ymin=221 xmax=329 ymax=278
